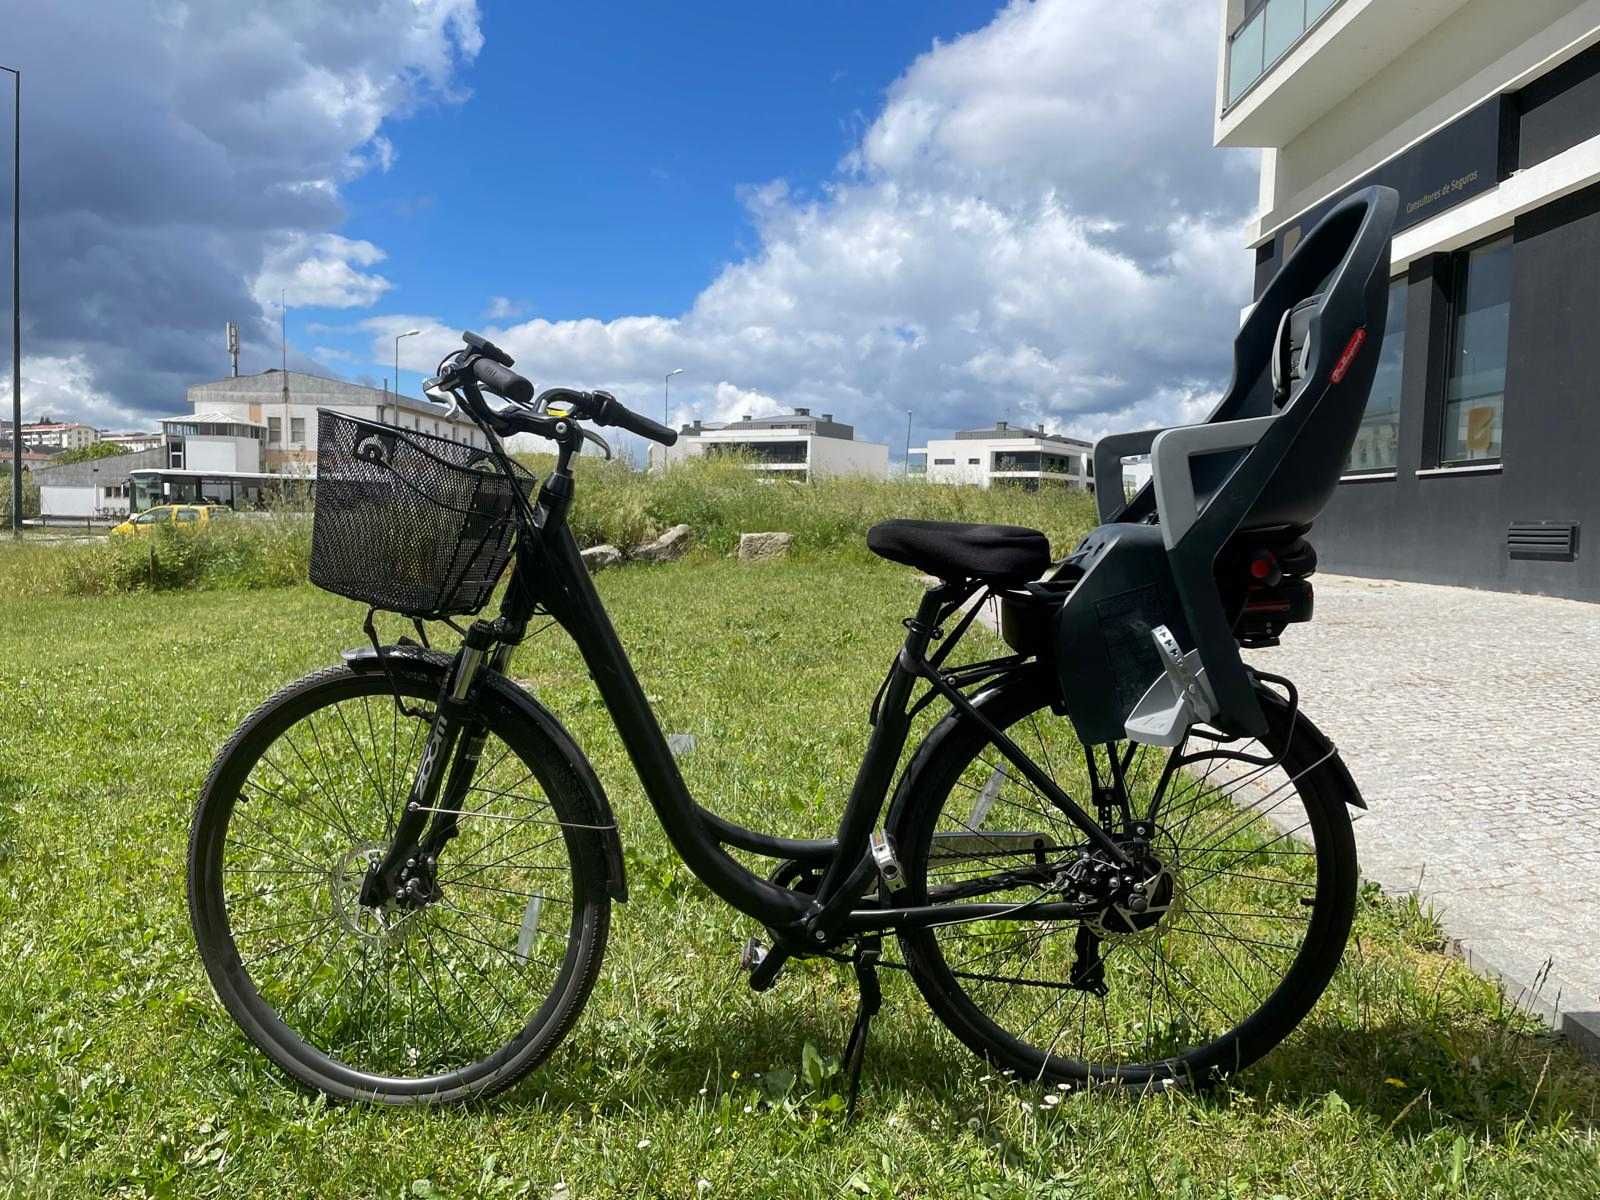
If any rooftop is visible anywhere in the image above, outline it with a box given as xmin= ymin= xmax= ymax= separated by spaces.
xmin=190 ymin=368 xmax=461 ymax=420
xmin=949 ymin=421 xmax=1091 ymax=446
xmin=679 ymin=407 xmax=857 ymax=440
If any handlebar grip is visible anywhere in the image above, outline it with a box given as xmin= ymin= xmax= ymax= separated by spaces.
xmin=592 ymin=394 xmax=678 ymax=445
xmin=461 ymin=330 xmax=515 ymax=367
xmin=471 ymin=357 xmax=534 ymax=404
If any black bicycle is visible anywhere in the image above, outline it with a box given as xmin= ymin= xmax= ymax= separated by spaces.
xmin=188 ymin=187 xmax=1398 ymax=1106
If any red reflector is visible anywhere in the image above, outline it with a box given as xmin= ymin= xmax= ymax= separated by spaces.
xmin=1249 ymin=557 xmax=1274 ymax=579
xmin=1329 ymin=326 xmax=1367 ymax=384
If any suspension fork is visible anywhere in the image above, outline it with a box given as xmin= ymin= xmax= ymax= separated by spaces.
xmin=359 ymin=622 xmax=508 ymax=906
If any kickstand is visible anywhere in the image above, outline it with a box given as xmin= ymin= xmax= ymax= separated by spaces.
xmin=842 ymin=935 xmax=883 ymax=1121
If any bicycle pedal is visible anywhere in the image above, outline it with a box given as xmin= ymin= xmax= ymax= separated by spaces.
xmin=868 ymin=830 xmax=906 ymax=893
xmin=739 ymin=935 xmax=768 ymax=973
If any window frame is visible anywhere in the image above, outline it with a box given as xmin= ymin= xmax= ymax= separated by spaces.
xmin=1342 ymin=273 xmax=1408 ymax=477
xmin=1436 ymin=231 xmax=1512 ymax=469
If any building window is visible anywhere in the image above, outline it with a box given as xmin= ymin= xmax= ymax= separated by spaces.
xmin=967 ymin=457 xmax=980 ymax=465
xmin=933 ymin=457 xmax=955 ymax=466
xmin=168 ymin=439 xmax=184 ymax=469
xmin=993 ymin=451 xmax=1042 ymax=472
xmin=268 ymin=417 xmax=282 ymax=446
xmin=1347 ymin=277 xmax=1406 ymax=473
xmin=290 ymin=417 xmax=306 ymax=446
xmin=1440 ymin=234 xmax=1511 ymax=466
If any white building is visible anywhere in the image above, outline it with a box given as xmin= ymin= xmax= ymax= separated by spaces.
xmin=911 ymin=422 xmax=1094 ymax=491
xmin=187 ymin=368 xmax=487 ymax=473
xmin=34 ymin=368 xmax=490 ymax=519
xmin=15 ymin=420 xmax=99 ymax=451
xmin=101 ymin=431 xmax=163 ymax=452
xmin=1215 ymin=0 xmax=1600 ymax=597
xmin=35 ymin=446 xmax=164 ymax=520
xmin=653 ymin=408 xmax=889 ymax=480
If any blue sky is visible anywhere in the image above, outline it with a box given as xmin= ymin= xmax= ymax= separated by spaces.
xmin=8 ymin=0 xmax=1255 ymax=456
xmin=338 ymin=3 xmax=1000 ymax=343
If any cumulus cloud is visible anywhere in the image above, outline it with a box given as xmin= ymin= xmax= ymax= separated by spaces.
xmin=390 ymin=0 xmax=1256 ymax=450
xmin=2 ymin=0 xmax=481 ymax=421
xmin=254 ymin=234 xmax=393 ymax=310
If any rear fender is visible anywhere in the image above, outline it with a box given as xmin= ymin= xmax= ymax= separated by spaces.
xmin=343 ymin=645 xmax=630 ymax=899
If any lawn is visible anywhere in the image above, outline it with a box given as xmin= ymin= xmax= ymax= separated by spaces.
xmin=2 ymin=556 xmax=1598 ymax=1198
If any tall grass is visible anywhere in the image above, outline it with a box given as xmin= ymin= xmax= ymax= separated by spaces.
xmin=0 ymin=456 xmax=1101 ymax=598
xmin=529 ymin=452 xmax=1101 ymax=558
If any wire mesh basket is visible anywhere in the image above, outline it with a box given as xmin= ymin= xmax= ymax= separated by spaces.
xmin=310 ymin=410 xmax=535 ymax=619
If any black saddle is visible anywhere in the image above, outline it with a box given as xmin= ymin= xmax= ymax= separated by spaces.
xmin=867 ymin=519 xmax=1049 ymax=584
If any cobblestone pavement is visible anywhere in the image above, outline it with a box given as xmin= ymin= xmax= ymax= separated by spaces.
xmin=1244 ymin=574 xmax=1600 ymax=1051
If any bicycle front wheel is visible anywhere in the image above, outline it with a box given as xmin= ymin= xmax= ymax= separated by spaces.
xmin=188 ymin=661 xmax=611 ymax=1103
xmin=892 ymin=676 xmax=1358 ymax=1088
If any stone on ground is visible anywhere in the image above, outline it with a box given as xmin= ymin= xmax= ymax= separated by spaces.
xmin=738 ymin=531 xmax=793 ymax=562
xmin=580 ymin=544 xmax=622 ymax=572
xmin=633 ymin=523 xmax=693 ymax=563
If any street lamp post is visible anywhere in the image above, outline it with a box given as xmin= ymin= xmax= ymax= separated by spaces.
xmin=3 ymin=66 xmax=19 ymax=537
xmin=394 ymin=329 xmax=421 ymax=399
xmin=663 ymin=367 xmax=684 ymax=426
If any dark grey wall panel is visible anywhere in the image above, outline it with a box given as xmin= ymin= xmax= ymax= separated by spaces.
xmin=1312 ymin=182 xmax=1600 ymax=600
xmin=1517 ymin=40 xmax=1600 ymax=170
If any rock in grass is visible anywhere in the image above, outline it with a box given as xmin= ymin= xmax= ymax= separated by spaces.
xmin=581 ymin=544 xmax=623 ymax=573
xmin=632 ymin=523 xmax=693 ymax=563
xmin=738 ymin=532 xmax=793 ymax=562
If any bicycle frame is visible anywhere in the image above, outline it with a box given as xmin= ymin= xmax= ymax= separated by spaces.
xmin=374 ymin=420 xmax=1135 ymax=955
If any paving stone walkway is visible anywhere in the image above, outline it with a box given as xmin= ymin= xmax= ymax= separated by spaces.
xmin=1242 ymin=574 xmax=1600 ymax=1052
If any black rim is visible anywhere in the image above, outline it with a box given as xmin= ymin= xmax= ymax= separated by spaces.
xmin=903 ymin=695 xmax=1350 ymax=1083
xmin=195 ymin=672 xmax=590 ymax=1094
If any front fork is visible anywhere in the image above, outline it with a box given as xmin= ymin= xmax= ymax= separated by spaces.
xmin=359 ymin=624 xmax=512 ymax=907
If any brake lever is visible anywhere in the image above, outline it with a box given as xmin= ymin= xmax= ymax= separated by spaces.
xmin=422 ymin=381 xmax=464 ymax=422
xmin=579 ymin=427 xmax=612 ymax=460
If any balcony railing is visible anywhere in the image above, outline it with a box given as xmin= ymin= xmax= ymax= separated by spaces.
xmin=1225 ymin=0 xmax=1343 ymax=108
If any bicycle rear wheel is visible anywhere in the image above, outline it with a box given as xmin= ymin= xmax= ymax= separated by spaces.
xmin=187 ymin=661 xmax=611 ymax=1103
xmin=891 ymin=676 xmax=1357 ymax=1088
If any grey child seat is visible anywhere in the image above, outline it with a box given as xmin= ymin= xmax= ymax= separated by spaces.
xmin=1042 ymin=185 xmax=1400 ymax=747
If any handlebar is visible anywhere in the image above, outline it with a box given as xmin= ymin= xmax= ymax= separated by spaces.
xmin=470 ymin=356 xmax=534 ymax=404
xmin=547 ymin=387 xmax=678 ymax=446
xmin=436 ymin=331 xmax=679 ymax=447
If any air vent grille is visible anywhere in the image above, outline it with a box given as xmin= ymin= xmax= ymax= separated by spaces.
xmin=1507 ymin=521 xmax=1579 ymax=562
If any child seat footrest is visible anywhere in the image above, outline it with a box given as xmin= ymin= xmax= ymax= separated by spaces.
xmin=1124 ymin=626 xmax=1217 ymax=748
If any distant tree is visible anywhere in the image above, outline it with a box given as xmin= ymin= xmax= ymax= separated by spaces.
xmin=51 ymin=442 xmax=131 ymax=466
xmin=0 ymin=470 xmax=40 ymax=521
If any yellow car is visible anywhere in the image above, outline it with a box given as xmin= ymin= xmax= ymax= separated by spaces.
xmin=111 ymin=504 xmax=229 ymax=537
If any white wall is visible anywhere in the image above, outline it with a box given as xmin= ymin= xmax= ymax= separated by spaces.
xmin=185 ymin=434 xmax=261 ymax=473
xmin=40 ymin=484 xmax=92 ymax=518
xmin=810 ymin=435 xmax=889 ymax=479
xmin=1256 ymin=0 xmax=1600 ymax=241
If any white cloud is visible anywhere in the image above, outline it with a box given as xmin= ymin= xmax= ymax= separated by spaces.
xmin=484 ymin=296 xmax=528 ymax=320
xmin=388 ymin=0 xmax=1256 ymax=448
xmin=255 ymin=234 xmax=393 ymax=310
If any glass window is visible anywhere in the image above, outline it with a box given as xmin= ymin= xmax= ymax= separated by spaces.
xmin=1441 ymin=235 xmax=1512 ymax=465
xmin=933 ymin=457 xmax=955 ymax=466
xmin=1262 ymin=0 xmax=1305 ymax=67
xmin=967 ymin=457 xmax=980 ymax=465
xmin=1228 ymin=10 xmax=1266 ymax=103
xmin=134 ymin=509 xmax=167 ymax=525
xmin=290 ymin=417 xmax=306 ymax=446
xmin=175 ymin=507 xmax=201 ymax=523
xmin=268 ymin=416 xmax=282 ymax=445
xmin=1346 ymin=277 xmax=1406 ymax=473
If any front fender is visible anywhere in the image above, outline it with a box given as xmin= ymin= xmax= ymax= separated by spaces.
xmin=342 ymin=645 xmax=630 ymax=899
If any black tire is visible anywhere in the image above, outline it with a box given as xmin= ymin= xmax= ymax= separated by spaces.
xmin=187 ymin=661 xmax=611 ymax=1104
xmin=890 ymin=674 xmax=1358 ymax=1088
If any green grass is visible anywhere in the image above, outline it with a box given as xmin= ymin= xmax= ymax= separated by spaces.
xmin=2 ymin=559 xmax=1598 ymax=1198
xmin=0 ymin=456 xmax=1099 ymax=600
